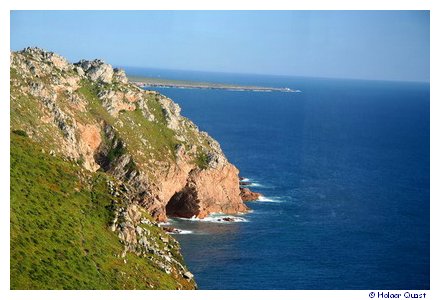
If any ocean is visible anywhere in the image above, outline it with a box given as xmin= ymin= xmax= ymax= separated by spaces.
xmin=126 ymin=67 xmax=430 ymax=290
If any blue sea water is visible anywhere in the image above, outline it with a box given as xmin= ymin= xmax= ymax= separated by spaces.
xmin=132 ymin=68 xmax=430 ymax=290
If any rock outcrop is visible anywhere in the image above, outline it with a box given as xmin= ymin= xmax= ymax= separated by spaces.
xmin=240 ymin=187 xmax=262 ymax=201
xmin=74 ymin=59 xmax=115 ymax=83
xmin=107 ymin=179 xmax=196 ymax=283
xmin=10 ymin=47 xmax=249 ymax=221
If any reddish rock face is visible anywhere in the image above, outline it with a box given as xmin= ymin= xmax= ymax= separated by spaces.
xmin=189 ymin=163 xmax=249 ymax=218
xmin=240 ymin=187 xmax=262 ymax=201
xmin=165 ymin=163 xmax=249 ymax=219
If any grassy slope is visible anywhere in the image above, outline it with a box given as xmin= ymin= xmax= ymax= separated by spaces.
xmin=10 ymin=133 xmax=191 ymax=289
xmin=10 ymin=57 xmax=204 ymax=289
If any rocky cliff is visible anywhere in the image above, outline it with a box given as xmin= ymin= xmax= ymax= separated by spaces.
xmin=10 ymin=47 xmax=249 ymax=222
xmin=10 ymin=47 xmax=257 ymax=289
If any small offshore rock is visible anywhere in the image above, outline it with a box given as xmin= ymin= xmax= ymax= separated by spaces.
xmin=240 ymin=187 xmax=262 ymax=201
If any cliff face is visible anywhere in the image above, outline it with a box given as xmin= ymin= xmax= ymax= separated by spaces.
xmin=10 ymin=47 xmax=248 ymax=222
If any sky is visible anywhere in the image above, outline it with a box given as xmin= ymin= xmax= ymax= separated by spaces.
xmin=10 ymin=10 xmax=429 ymax=82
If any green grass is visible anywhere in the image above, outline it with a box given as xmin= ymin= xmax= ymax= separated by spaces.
xmin=117 ymin=107 xmax=178 ymax=162
xmin=10 ymin=67 xmax=19 ymax=80
xmin=146 ymin=94 xmax=168 ymax=125
xmin=10 ymin=133 xmax=194 ymax=289
xmin=77 ymin=80 xmax=115 ymax=125
xmin=194 ymin=151 xmax=210 ymax=170
xmin=10 ymin=91 xmax=62 ymax=150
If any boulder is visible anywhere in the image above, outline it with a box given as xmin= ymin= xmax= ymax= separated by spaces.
xmin=114 ymin=68 xmax=128 ymax=83
xmin=158 ymin=96 xmax=182 ymax=130
xmin=163 ymin=227 xmax=181 ymax=234
xmin=74 ymin=59 xmax=114 ymax=83
xmin=240 ymin=187 xmax=262 ymax=201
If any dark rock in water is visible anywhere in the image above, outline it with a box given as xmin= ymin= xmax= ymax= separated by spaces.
xmin=163 ymin=227 xmax=181 ymax=234
xmin=239 ymin=176 xmax=253 ymax=186
xmin=216 ymin=217 xmax=235 ymax=222
xmin=240 ymin=187 xmax=262 ymax=201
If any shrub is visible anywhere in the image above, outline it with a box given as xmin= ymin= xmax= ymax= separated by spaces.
xmin=195 ymin=152 xmax=210 ymax=170
xmin=12 ymin=129 xmax=28 ymax=137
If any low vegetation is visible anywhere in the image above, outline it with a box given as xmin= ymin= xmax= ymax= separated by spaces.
xmin=10 ymin=134 xmax=192 ymax=289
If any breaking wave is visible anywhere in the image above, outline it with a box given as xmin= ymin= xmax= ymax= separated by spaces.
xmin=178 ymin=213 xmax=249 ymax=223
xmin=257 ymin=196 xmax=283 ymax=203
xmin=168 ymin=229 xmax=193 ymax=235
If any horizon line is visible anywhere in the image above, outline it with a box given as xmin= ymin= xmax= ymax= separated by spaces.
xmin=10 ymin=47 xmax=429 ymax=84
xmin=120 ymin=64 xmax=430 ymax=85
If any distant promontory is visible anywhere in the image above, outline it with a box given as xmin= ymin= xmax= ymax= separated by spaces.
xmin=128 ymin=76 xmax=300 ymax=93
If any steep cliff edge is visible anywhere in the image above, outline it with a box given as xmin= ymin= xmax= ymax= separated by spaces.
xmin=10 ymin=47 xmax=254 ymax=289
xmin=10 ymin=47 xmax=249 ymax=221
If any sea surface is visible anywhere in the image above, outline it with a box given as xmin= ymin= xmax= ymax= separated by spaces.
xmin=128 ymin=67 xmax=430 ymax=290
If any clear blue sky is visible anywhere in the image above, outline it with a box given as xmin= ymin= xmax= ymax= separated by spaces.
xmin=10 ymin=10 xmax=429 ymax=82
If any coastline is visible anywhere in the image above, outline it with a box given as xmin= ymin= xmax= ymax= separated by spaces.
xmin=128 ymin=75 xmax=299 ymax=93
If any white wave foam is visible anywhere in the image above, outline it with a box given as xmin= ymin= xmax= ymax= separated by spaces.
xmin=178 ymin=214 xmax=249 ymax=223
xmin=257 ymin=196 xmax=282 ymax=203
xmin=158 ymin=221 xmax=172 ymax=226
xmin=204 ymin=215 xmax=249 ymax=223
xmin=168 ymin=229 xmax=193 ymax=235
xmin=240 ymin=177 xmax=270 ymax=188
xmin=240 ymin=179 xmax=267 ymax=188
